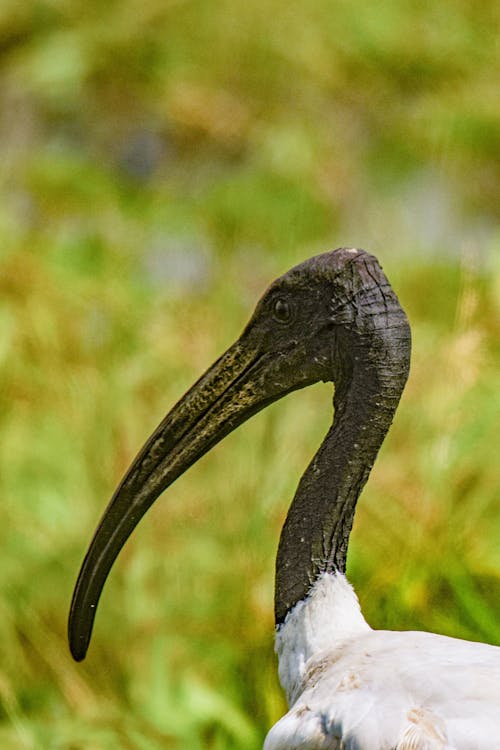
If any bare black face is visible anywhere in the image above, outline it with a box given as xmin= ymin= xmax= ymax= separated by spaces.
xmin=243 ymin=246 xmax=404 ymax=373
xmin=68 ymin=248 xmax=411 ymax=660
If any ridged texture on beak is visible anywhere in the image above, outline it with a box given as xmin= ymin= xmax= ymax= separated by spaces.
xmin=69 ymin=339 xmax=271 ymax=660
xmin=69 ymin=317 xmax=319 ymax=662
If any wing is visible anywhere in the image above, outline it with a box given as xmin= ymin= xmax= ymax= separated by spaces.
xmin=265 ymin=630 xmax=500 ymax=750
xmin=264 ymin=685 xmax=459 ymax=750
xmin=264 ymin=705 xmax=342 ymax=749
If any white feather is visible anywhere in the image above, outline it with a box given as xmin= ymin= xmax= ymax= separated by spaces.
xmin=265 ymin=573 xmax=500 ymax=750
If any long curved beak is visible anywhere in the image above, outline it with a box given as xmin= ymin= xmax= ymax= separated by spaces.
xmin=68 ymin=334 xmax=307 ymax=661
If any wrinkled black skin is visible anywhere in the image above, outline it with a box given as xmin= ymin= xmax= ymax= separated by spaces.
xmin=68 ymin=248 xmax=411 ymax=660
xmin=273 ymin=253 xmax=411 ymax=621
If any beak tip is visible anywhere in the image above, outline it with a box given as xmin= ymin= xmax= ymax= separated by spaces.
xmin=69 ymin=634 xmax=89 ymax=662
xmin=68 ymin=604 xmax=92 ymax=661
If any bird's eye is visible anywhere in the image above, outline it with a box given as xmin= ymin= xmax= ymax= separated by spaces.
xmin=273 ymin=298 xmax=292 ymax=323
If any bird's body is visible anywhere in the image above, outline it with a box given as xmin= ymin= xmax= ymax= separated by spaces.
xmin=68 ymin=248 xmax=500 ymax=748
xmin=265 ymin=573 xmax=500 ymax=749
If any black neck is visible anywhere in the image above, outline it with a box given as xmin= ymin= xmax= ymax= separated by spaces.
xmin=274 ymin=327 xmax=410 ymax=624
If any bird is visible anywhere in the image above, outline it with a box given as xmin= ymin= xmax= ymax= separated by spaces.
xmin=68 ymin=247 xmax=500 ymax=749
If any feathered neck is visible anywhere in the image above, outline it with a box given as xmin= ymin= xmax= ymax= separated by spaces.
xmin=275 ymin=572 xmax=370 ymax=704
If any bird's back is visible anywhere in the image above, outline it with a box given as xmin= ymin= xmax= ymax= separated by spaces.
xmin=265 ymin=628 xmax=500 ymax=750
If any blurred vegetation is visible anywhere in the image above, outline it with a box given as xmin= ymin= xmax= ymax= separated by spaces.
xmin=0 ymin=0 xmax=499 ymax=748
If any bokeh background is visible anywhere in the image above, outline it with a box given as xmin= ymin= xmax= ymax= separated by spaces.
xmin=1 ymin=1 xmax=499 ymax=747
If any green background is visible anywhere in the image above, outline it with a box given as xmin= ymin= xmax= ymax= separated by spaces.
xmin=0 ymin=1 xmax=499 ymax=747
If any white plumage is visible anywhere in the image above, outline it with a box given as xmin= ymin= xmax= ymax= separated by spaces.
xmin=264 ymin=573 xmax=500 ymax=750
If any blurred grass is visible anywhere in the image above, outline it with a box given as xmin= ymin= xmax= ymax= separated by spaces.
xmin=1 ymin=0 xmax=499 ymax=748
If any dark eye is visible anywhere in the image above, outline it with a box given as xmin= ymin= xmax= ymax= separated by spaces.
xmin=273 ymin=298 xmax=292 ymax=323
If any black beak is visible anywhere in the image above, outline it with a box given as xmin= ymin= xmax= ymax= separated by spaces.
xmin=68 ymin=330 xmax=314 ymax=661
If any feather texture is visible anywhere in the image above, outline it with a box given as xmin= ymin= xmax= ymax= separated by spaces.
xmin=265 ymin=573 xmax=500 ymax=750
